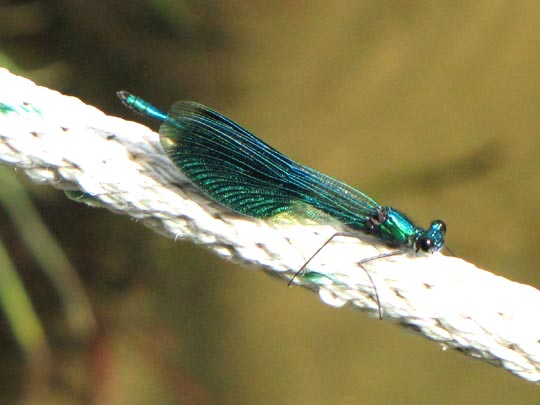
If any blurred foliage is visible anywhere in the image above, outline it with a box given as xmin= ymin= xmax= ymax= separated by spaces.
xmin=1 ymin=0 xmax=540 ymax=404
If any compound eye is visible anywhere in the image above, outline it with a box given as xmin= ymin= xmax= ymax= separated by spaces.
xmin=432 ymin=220 xmax=447 ymax=235
xmin=419 ymin=237 xmax=433 ymax=252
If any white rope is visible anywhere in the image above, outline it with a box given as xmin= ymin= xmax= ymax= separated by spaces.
xmin=1 ymin=68 xmax=539 ymax=382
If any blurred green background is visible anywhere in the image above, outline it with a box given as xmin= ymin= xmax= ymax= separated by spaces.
xmin=1 ymin=1 xmax=540 ymax=404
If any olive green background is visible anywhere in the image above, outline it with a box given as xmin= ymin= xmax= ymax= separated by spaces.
xmin=1 ymin=1 xmax=539 ymax=404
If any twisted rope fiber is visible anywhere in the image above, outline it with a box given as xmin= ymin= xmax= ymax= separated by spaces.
xmin=1 ymin=69 xmax=539 ymax=381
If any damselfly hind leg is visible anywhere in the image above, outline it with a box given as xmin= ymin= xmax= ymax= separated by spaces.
xmin=287 ymin=232 xmax=340 ymax=286
xmin=289 ymin=233 xmax=392 ymax=320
